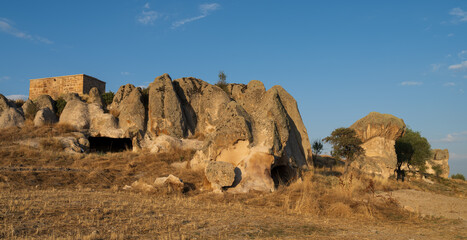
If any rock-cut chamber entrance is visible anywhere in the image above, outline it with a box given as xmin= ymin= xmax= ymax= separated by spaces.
xmin=88 ymin=137 xmax=132 ymax=153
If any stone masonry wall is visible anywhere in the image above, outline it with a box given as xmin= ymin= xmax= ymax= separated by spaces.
xmin=29 ymin=74 xmax=105 ymax=100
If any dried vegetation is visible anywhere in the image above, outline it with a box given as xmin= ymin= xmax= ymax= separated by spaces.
xmin=0 ymin=123 xmax=466 ymax=239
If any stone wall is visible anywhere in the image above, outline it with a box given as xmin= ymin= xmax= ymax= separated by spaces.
xmin=29 ymin=74 xmax=105 ymax=100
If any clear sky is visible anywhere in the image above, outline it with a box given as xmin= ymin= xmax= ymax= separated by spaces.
xmin=1 ymin=1 xmax=466 ymax=176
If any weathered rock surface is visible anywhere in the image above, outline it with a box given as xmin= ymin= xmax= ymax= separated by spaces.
xmin=34 ymin=107 xmax=58 ymax=126
xmin=112 ymin=85 xmax=145 ymax=132
xmin=205 ymin=161 xmax=236 ymax=191
xmin=425 ymin=149 xmax=450 ymax=178
xmin=59 ymin=100 xmax=90 ymax=130
xmin=148 ymin=74 xmax=186 ymax=138
xmin=34 ymin=95 xmax=55 ymax=113
xmin=0 ymin=94 xmax=25 ymax=128
xmin=87 ymin=87 xmax=103 ymax=106
xmin=21 ymin=99 xmax=38 ymax=120
xmin=1 ymin=73 xmax=312 ymax=193
xmin=61 ymin=93 xmax=81 ymax=102
xmin=350 ymin=112 xmax=406 ymax=178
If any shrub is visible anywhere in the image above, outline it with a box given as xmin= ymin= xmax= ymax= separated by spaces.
xmin=55 ymin=98 xmax=67 ymax=116
xmin=24 ymin=103 xmax=38 ymax=120
xmin=215 ymin=71 xmax=229 ymax=93
xmin=101 ymin=91 xmax=115 ymax=107
xmin=14 ymin=99 xmax=25 ymax=108
xmin=451 ymin=173 xmax=465 ymax=181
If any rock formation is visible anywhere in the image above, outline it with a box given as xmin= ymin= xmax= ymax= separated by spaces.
xmin=1 ymin=74 xmax=312 ymax=193
xmin=0 ymin=94 xmax=25 ymax=128
xmin=349 ymin=112 xmax=406 ymax=178
xmin=34 ymin=107 xmax=58 ymax=126
xmin=425 ymin=149 xmax=449 ymax=178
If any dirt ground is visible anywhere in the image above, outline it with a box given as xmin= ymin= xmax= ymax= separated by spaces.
xmin=389 ymin=189 xmax=467 ymax=220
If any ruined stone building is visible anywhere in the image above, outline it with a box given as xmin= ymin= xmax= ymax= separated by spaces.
xmin=29 ymin=74 xmax=105 ymax=100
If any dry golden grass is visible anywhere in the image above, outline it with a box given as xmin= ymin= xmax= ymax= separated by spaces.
xmin=0 ymin=124 xmax=466 ymax=239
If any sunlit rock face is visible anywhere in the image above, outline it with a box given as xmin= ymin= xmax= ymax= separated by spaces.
xmin=3 ymin=74 xmax=312 ymax=193
xmin=350 ymin=112 xmax=406 ymax=179
xmin=425 ymin=149 xmax=450 ymax=178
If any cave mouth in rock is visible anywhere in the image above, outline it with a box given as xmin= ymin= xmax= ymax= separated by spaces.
xmin=271 ymin=165 xmax=296 ymax=188
xmin=88 ymin=137 xmax=132 ymax=153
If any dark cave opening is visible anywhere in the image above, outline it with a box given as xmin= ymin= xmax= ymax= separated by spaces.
xmin=88 ymin=137 xmax=132 ymax=153
xmin=271 ymin=165 xmax=296 ymax=188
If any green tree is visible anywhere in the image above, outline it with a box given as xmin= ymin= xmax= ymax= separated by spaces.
xmin=216 ymin=71 xmax=228 ymax=93
xmin=312 ymin=139 xmax=323 ymax=156
xmin=311 ymin=139 xmax=324 ymax=167
xmin=323 ymin=127 xmax=364 ymax=174
xmin=395 ymin=128 xmax=431 ymax=173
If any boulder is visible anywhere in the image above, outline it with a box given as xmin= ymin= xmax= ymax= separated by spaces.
xmin=34 ymin=95 xmax=55 ymax=113
xmin=349 ymin=112 xmax=406 ymax=178
xmin=154 ymin=174 xmax=184 ymax=187
xmin=21 ymin=99 xmax=38 ymax=120
xmin=153 ymin=174 xmax=184 ymax=192
xmin=59 ymin=100 xmax=90 ymax=130
xmin=88 ymin=103 xmax=124 ymax=138
xmin=87 ymin=87 xmax=103 ymax=106
xmin=148 ymin=73 xmax=186 ymax=138
xmin=0 ymin=94 xmax=25 ymax=128
xmin=115 ymin=86 xmax=145 ymax=132
xmin=425 ymin=149 xmax=450 ymax=178
xmin=33 ymin=107 xmax=58 ymax=126
xmin=205 ymin=161 xmax=236 ymax=190
xmin=61 ymin=93 xmax=81 ymax=102
xmin=110 ymin=84 xmax=135 ymax=112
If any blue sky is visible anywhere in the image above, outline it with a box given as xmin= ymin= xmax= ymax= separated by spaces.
xmin=1 ymin=1 xmax=466 ymax=176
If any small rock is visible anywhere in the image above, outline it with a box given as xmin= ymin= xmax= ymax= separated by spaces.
xmin=205 ymin=161 xmax=236 ymax=187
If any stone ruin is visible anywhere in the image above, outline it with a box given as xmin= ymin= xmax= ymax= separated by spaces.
xmin=29 ymin=74 xmax=105 ymax=100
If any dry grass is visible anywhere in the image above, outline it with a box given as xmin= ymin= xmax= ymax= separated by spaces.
xmin=0 ymin=124 xmax=466 ymax=239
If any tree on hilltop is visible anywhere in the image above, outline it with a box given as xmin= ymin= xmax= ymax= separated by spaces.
xmin=324 ymin=127 xmax=364 ymax=174
xmin=216 ymin=71 xmax=228 ymax=93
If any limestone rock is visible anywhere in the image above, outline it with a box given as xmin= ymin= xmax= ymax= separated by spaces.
xmin=87 ymin=87 xmax=103 ymax=106
xmin=110 ymin=84 xmax=135 ymax=112
xmin=153 ymin=174 xmax=184 ymax=192
xmin=205 ymin=161 xmax=236 ymax=189
xmin=61 ymin=93 xmax=81 ymax=102
xmin=350 ymin=112 xmax=405 ymax=141
xmin=154 ymin=174 xmax=184 ymax=187
xmin=34 ymin=107 xmax=58 ymax=126
xmin=350 ymin=112 xmax=406 ymax=178
xmin=425 ymin=149 xmax=450 ymax=178
xmin=59 ymin=100 xmax=90 ymax=130
xmin=88 ymin=103 xmax=124 ymax=138
xmin=148 ymin=73 xmax=186 ymax=138
xmin=34 ymin=95 xmax=55 ymax=113
xmin=115 ymin=86 xmax=145 ymax=132
xmin=21 ymin=100 xmax=38 ymax=120
xmin=0 ymin=94 xmax=25 ymax=128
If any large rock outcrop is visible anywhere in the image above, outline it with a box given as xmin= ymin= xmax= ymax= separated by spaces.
xmin=0 ymin=94 xmax=25 ymax=128
xmin=425 ymin=149 xmax=450 ymax=178
xmin=6 ymin=74 xmax=311 ymax=193
xmin=110 ymin=84 xmax=146 ymax=133
xmin=148 ymin=74 xmax=186 ymax=138
xmin=349 ymin=112 xmax=406 ymax=178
